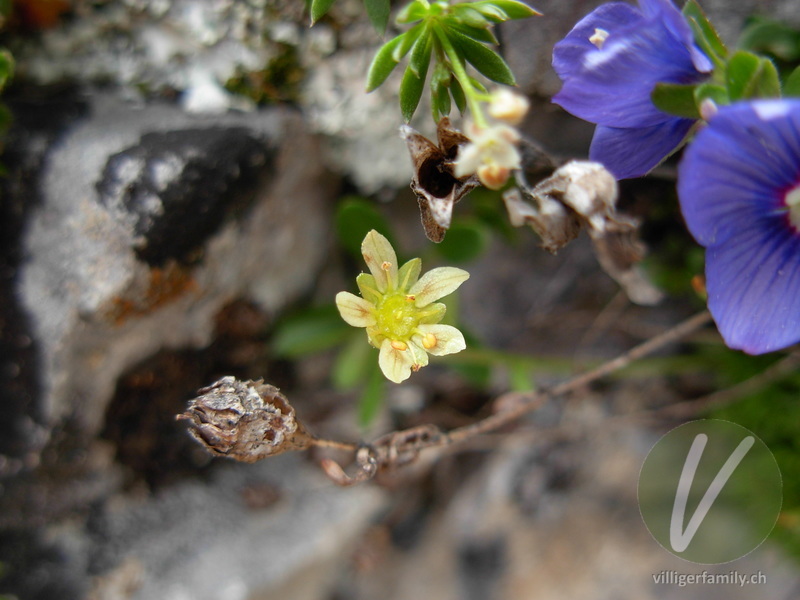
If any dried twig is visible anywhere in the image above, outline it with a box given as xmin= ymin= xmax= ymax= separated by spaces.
xmin=180 ymin=311 xmax=712 ymax=485
xmin=260 ymin=311 xmax=711 ymax=485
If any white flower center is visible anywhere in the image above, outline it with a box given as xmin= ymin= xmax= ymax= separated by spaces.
xmin=786 ymin=184 xmax=800 ymax=230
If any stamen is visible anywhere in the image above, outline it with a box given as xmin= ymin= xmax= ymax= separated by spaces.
xmin=405 ymin=295 xmax=416 ymax=302
xmin=589 ymin=28 xmax=609 ymax=49
xmin=381 ymin=261 xmax=392 ymax=271
xmin=391 ymin=340 xmax=408 ymax=351
xmin=421 ymin=333 xmax=437 ymax=350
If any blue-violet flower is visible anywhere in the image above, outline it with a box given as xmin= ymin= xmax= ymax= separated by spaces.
xmin=552 ymin=0 xmax=712 ymax=179
xmin=678 ymin=100 xmax=800 ymax=354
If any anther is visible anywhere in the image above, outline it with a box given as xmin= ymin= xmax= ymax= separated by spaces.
xmin=405 ymin=295 xmax=416 ymax=302
xmin=391 ymin=340 xmax=408 ymax=351
xmin=421 ymin=333 xmax=437 ymax=350
xmin=589 ymin=28 xmax=609 ymax=49
xmin=381 ymin=261 xmax=392 ymax=271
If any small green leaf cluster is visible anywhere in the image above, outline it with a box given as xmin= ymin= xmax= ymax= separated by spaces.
xmin=652 ymin=0 xmax=800 ymax=119
xmin=366 ymin=0 xmax=538 ymax=122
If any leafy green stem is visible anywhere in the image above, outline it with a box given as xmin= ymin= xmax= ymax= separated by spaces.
xmin=433 ymin=24 xmax=488 ymax=127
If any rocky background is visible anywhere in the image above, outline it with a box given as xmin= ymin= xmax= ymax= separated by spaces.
xmin=1 ymin=1 xmax=799 ymax=599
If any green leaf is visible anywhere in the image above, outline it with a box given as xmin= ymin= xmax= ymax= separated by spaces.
xmin=272 ymin=305 xmax=352 ymax=358
xmin=469 ymin=3 xmax=509 ymax=23
xmin=400 ymin=35 xmax=432 ymax=121
xmin=310 ymin=0 xmax=336 ymax=24
xmin=408 ymin=27 xmax=433 ymax=78
xmin=363 ymin=0 xmax=391 ymax=34
xmin=752 ymin=57 xmax=781 ymax=98
xmin=445 ymin=27 xmax=516 ymax=85
xmin=366 ymin=35 xmax=406 ymax=92
xmin=651 ymin=82 xmax=701 ymax=119
xmin=400 ymin=66 xmax=426 ymax=122
xmin=435 ymin=220 xmax=490 ymax=263
xmin=473 ymin=0 xmax=540 ymax=20
xmin=332 ymin=332 xmax=373 ymax=390
xmin=335 ymin=196 xmax=394 ymax=258
xmin=784 ymin=65 xmax=800 ymax=97
xmin=693 ymin=82 xmax=729 ymax=107
xmin=432 ymin=84 xmax=452 ymax=121
xmin=397 ymin=0 xmax=429 ymax=24
xmin=449 ymin=22 xmax=498 ymax=45
xmin=358 ymin=362 xmax=386 ymax=428
xmin=468 ymin=76 xmax=488 ymax=94
xmin=682 ymin=0 xmax=727 ymax=63
xmin=366 ymin=25 xmax=425 ymax=93
xmin=726 ymin=51 xmax=781 ymax=100
xmin=738 ymin=17 xmax=800 ymax=63
xmin=451 ymin=5 xmax=493 ymax=29
xmin=393 ymin=22 xmax=425 ymax=61
xmin=450 ymin=76 xmax=467 ymax=113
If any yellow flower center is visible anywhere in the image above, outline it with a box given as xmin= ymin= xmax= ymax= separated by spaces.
xmin=375 ymin=293 xmax=420 ymax=341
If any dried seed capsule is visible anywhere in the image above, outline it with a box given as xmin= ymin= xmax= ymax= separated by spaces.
xmin=177 ymin=376 xmax=312 ymax=462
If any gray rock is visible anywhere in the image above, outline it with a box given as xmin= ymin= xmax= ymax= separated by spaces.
xmin=18 ymin=94 xmax=334 ymax=442
xmin=79 ymin=454 xmax=386 ymax=600
xmin=96 ymin=127 xmax=271 ymax=265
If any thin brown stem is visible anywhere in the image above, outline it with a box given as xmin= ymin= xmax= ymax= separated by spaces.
xmin=645 ymin=351 xmax=800 ymax=420
xmin=373 ymin=310 xmax=713 ymax=459
xmin=309 ymin=437 xmax=360 ymax=452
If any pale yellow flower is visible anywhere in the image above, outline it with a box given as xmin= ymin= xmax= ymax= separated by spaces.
xmin=488 ymin=88 xmax=530 ymax=125
xmin=454 ymin=121 xmax=521 ymax=190
xmin=336 ymin=230 xmax=469 ymax=383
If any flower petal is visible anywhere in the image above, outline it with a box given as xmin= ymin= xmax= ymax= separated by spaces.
xmin=590 ymin=118 xmax=694 ymax=179
xmin=678 ymin=101 xmax=800 ymax=247
xmin=361 ymin=230 xmax=398 ymax=293
xmin=409 ymin=267 xmax=470 ymax=307
xmin=356 ymin=273 xmax=382 ymax=304
xmin=552 ymin=2 xmax=643 ymax=81
xmin=640 ymin=0 xmax=712 ymax=72
xmin=705 ymin=225 xmax=800 ymax=354
xmin=397 ymin=258 xmax=422 ymax=291
xmin=552 ymin=0 xmax=710 ymax=129
xmin=408 ymin=340 xmax=429 ymax=368
xmin=414 ymin=324 xmax=466 ymax=356
xmin=454 ymin=143 xmax=483 ymax=178
xmin=335 ymin=291 xmax=376 ymax=328
xmin=378 ymin=338 xmax=414 ymax=383
xmin=418 ymin=302 xmax=446 ymax=324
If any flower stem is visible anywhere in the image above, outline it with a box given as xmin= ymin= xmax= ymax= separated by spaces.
xmin=433 ymin=24 xmax=488 ymax=128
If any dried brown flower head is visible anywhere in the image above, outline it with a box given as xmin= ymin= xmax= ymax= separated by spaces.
xmin=177 ymin=376 xmax=313 ymax=462
xmin=504 ymin=161 xmax=663 ymax=306
xmin=401 ymin=118 xmax=479 ymax=242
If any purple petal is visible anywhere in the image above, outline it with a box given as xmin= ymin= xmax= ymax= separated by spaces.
xmin=590 ymin=118 xmax=694 ymax=179
xmin=639 ymin=0 xmax=713 ymax=72
xmin=552 ymin=3 xmax=642 ymax=80
xmin=553 ymin=20 xmax=706 ymax=128
xmin=678 ymin=101 xmax=800 ymax=247
xmin=706 ymin=224 xmax=800 ymax=354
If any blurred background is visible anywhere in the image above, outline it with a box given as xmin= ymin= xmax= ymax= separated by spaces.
xmin=1 ymin=0 xmax=799 ymax=598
